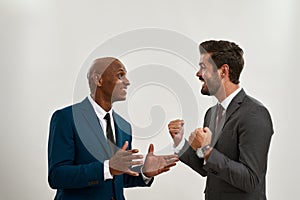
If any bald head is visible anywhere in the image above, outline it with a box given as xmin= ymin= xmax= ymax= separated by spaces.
xmin=87 ymin=57 xmax=123 ymax=95
xmin=88 ymin=57 xmax=122 ymax=75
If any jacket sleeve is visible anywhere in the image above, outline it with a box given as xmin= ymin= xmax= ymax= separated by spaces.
xmin=123 ymin=167 xmax=154 ymax=188
xmin=177 ymin=108 xmax=214 ymax=177
xmin=178 ymin=140 xmax=207 ymax=177
xmin=203 ymin=106 xmax=273 ymax=193
xmin=48 ymin=110 xmax=104 ymax=189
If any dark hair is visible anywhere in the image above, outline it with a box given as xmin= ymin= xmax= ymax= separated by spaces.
xmin=199 ymin=40 xmax=244 ymax=84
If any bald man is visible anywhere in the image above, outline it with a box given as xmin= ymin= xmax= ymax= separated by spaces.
xmin=48 ymin=57 xmax=178 ymax=200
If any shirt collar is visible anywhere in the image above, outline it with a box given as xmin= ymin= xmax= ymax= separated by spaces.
xmin=87 ymin=95 xmax=113 ymax=120
xmin=219 ymin=87 xmax=242 ymax=110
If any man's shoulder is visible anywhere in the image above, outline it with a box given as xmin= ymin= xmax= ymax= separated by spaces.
xmin=51 ymin=98 xmax=89 ymax=118
xmin=241 ymin=94 xmax=272 ymax=120
xmin=243 ymin=94 xmax=266 ymax=109
xmin=234 ymin=89 xmax=267 ymax=110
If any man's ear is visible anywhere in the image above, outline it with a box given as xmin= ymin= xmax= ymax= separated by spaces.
xmin=94 ymin=74 xmax=102 ymax=87
xmin=220 ymin=64 xmax=229 ymax=77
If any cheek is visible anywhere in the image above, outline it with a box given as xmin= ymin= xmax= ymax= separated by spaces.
xmin=202 ymin=72 xmax=211 ymax=81
xmin=107 ymin=78 xmax=119 ymax=87
xmin=112 ymin=81 xmax=123 ymax=92
xmin=205 ymin=70 xmax=219 ymax=80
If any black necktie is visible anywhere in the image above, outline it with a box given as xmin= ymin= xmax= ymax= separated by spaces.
xmin=104 ymin=113 xmax=116 ymax=154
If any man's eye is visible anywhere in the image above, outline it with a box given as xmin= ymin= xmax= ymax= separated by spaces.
xmin=118 ymin=74 xmax=125 ymax=79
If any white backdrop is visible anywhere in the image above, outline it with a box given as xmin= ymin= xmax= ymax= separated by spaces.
xmin=0 ymin=0 xmax=299 ymax=199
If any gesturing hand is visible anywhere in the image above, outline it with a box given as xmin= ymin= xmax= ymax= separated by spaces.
xmin=189 ymin=127 xmax=212 ymax=150
xmin=109 ymin=141 xmax=143 ymax=176
xmin=142 ymin=144 xmax=179 ymax=178
xmin=168 ymin=119 xmax=184 ymax=147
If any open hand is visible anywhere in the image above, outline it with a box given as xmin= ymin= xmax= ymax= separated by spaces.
xmin=142 ymin=144 xmax=179 ymax=178
xmin=109 ymin=141 xmax=144 ymax=176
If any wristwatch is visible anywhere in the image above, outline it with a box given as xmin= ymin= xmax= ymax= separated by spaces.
xmin=196 ymin=144 xmax=211 ymax=158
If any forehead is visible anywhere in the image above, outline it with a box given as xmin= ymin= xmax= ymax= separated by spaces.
xmin=100 ymin=61 xmax=127 ymax=78
xmin=200 ymin=53 xmax=211 ymax=63
xmin=111 ymin=61 xmax=126 ymax=72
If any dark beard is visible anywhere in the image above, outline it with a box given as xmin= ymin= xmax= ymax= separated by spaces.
xmin=201 ymin=87 xmax=211 ymax=96
xmin=201 ymin=78 xmax=221 ymax=96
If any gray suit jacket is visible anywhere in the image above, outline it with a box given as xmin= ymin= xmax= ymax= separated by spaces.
xmin=179 ymin=89 xmax=273 ymax=200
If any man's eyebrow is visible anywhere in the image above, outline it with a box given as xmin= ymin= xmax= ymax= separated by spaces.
xmin=199 ymin=62 xmax=205 ymax=67
xmin=117 ymin=68 xmax=127 ymax=73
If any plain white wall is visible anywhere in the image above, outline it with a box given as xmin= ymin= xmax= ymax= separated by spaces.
xmin=0 ymin=0 xmax=299 ymax=199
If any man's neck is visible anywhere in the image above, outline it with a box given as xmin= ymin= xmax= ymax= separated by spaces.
xmin=91 ymin=93 xmax=112 ymax=112
xmin=215 ymin=83 xmax=239 ymax=103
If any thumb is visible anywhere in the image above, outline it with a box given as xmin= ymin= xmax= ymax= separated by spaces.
xmin=148 ymin=143 xmax=154 ymax=154
xmin=180 ymin=120 xmax=185 ymax=126
xmin=203 ymin=127 xmax=210 ymax=133
xmin=121 ymin=141 xmax=129 ymax=151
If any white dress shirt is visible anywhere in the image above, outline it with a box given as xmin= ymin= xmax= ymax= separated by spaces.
xmin=88 ymin=95 xmax=115 ymax=180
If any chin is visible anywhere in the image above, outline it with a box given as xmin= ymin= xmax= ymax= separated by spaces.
xmin=114 ymin=96 xmax=126 ymax=102
xmin=201 ymin=88 xmax=210 ymax=96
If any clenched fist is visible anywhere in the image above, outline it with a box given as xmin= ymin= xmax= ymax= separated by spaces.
xmin=188 ymin=127 xmax=212 ymax=150
xmin=168 ymin=119 xmax=184 ymax=147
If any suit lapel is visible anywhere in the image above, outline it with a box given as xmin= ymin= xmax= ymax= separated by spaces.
xmin=113 ymin=111 xmax=131 ymax=150
xmin=224 ymin=89 xmax=246 ymax=125
xmin=73 ymin=98 xmax=112 ymax=159
xmin=114 ymin=121 xmax=123 ymax=149
xmin=210 ymin=89 xmax=246 ymax=146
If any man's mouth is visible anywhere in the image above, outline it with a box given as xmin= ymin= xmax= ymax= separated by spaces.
xmin=199 ymin=77 xmax=206 ymax=87
xmin=199 ymin=75 xmax=204 ymax=81
xmin=199 ymin=76 xmax=206 ymax=85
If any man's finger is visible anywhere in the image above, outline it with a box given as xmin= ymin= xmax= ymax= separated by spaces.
xmin=203 ymin=127 xmax=211 ymax=134
xmin=121 ymin=141 xmax=128 ymax=151
xmin=125 ymin=169 xmax=140 ymax=177
xmin=127 ymin=149 xmax=139 ymax=154
xmin=126 ymin=154 xmax=144 ymax=161
xmin=162 ymin=154 xmax=178 ymax=158
xmin=148 ymin=144 xmax=154 ymax=154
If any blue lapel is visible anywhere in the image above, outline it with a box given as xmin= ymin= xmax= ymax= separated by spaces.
xmin=112 ymin=111 xmax=131 ymax=151
xmin=73 ymin=98 xmax=112 ymax=159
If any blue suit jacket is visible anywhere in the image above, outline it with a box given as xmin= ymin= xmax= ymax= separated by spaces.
xmin=48 ymin=98 xmax=152 ymax=200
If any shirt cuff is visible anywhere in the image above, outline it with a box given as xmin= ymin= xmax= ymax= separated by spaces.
xmin=173 ymin=138 xmax=185 ymax=154
xmin=104 ymin=160 xmax=113 ymax=180
xmin=140 ymin=166 xmax=152 ymax=184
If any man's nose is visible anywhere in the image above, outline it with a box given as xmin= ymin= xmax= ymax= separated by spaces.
xmin=196 ymin=69 xmax=201 ymax=77
xmin=124 ymin=76 xmax=130 ymax=85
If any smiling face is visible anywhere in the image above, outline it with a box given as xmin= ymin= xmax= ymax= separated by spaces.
xmin=88 ymin=57 xmax=130 ymax=109
xmin=100 ymin=59 xmax=130 ymax=103
xmin=196 ymin=53 xmax=222 ymax=96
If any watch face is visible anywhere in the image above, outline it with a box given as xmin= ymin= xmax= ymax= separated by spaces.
xmin=196 ymin=148 xmax=204 ymax=158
